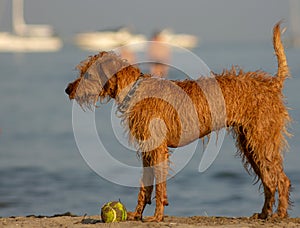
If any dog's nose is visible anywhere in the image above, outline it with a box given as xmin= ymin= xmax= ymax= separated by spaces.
xmin=65 ymin=85 xmax=71 ymax=95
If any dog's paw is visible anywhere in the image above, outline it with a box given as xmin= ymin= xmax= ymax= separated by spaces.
xmin=127 ymin=211 xmax=142 ymax=221
xmin=143 ymin=215 xmax=164 ymax=222
xmin=251 ymin=212 xmax=271 ymax=219
xmin=271 ymin=212 xmax=288 ymax=219
xmin=251 ymin=213 xmax=260 ymax=219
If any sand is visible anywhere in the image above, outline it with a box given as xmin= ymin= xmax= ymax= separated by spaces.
xmin=1 ymin=213 xmax=300 ymax=228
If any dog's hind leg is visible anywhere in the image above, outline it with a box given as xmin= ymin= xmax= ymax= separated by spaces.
xmin=276 ymin=166 xmax=291 ymax=218
xmin=234 ymin=126 xmax=276 ymax=219
xmin=258 ymin=174 xmax=277 ymax=219
xmin=268 ymin=140 xmax=291 ymax=218
xmin=127 ymin=155 xmax=154 ymax=221
xmin=256 ymin=130 xmax=290 ymax=219
xmin=249 ymin=155 xmax=276 ymax=218
xmin=268 ymin=130 xmax=291 ymax=218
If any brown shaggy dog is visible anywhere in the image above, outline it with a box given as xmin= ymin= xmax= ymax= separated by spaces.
xmin=65 ymin=22 xmax=291 ymax=222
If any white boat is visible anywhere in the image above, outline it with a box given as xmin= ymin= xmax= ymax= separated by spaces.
xmin=287 ymin=0 xmax=300 ymax=48
xmin=74 ymin=27 xmax=146 ymax=51
xmin=0 ymin=0 xmax=62 ymax=52
xmin=158 ymin=29 xmax=199 ymax=49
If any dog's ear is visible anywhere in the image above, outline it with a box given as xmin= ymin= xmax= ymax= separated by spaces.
xmin=75 ymin=52 xmax=129 ymax=91
xmin=99 ymin=52 xmax=129 ymax=80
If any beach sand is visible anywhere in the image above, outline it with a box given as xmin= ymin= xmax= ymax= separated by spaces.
xmin=1 ymin=213 xmax=300 ymax=228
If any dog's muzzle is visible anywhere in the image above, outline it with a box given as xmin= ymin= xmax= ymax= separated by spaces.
xmin=65 ymin=84 xmax=72 ymax=96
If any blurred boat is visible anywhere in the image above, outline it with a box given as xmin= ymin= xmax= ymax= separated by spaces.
xmin=287 ymin=0 xmax=300 ymax=48
xmin=158 ymin=29 xmax=199 ymax=49
xmin=0 ymin=0 xmax=62 ymax=52
xmin=74 ymin=27 xmax=146 ymax=51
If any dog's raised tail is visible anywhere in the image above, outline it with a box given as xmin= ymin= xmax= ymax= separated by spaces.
xmin=273 ymin=21 xmax=289 ymax=88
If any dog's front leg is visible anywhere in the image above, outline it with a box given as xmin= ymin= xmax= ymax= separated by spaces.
xmin=127 ymin=155 xmax=154 ymax=221
xmin=144 ymin=145 xmax=169 ymax=222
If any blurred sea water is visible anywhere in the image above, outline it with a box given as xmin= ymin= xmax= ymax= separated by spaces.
xmin=0 ymin=42 xmax=299 ymax=218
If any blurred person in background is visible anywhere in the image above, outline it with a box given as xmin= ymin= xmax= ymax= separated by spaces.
xmin=148 ymin=31 xmax=171 ymax=78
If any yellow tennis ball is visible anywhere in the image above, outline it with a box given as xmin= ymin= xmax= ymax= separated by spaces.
xmin=101 ymin=201 xmax=127 ymax=223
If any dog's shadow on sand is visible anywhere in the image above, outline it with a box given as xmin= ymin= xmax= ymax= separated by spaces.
xmin=80 ymin=218 xmax=101 ymax=224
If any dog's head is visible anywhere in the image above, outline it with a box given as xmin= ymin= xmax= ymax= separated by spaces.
xmin=65 ymin=51 xmax=130 ymax=109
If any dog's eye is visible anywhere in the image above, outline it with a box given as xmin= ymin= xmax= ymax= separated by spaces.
xmin=84 ymin=72 xmax=91 ymax=79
